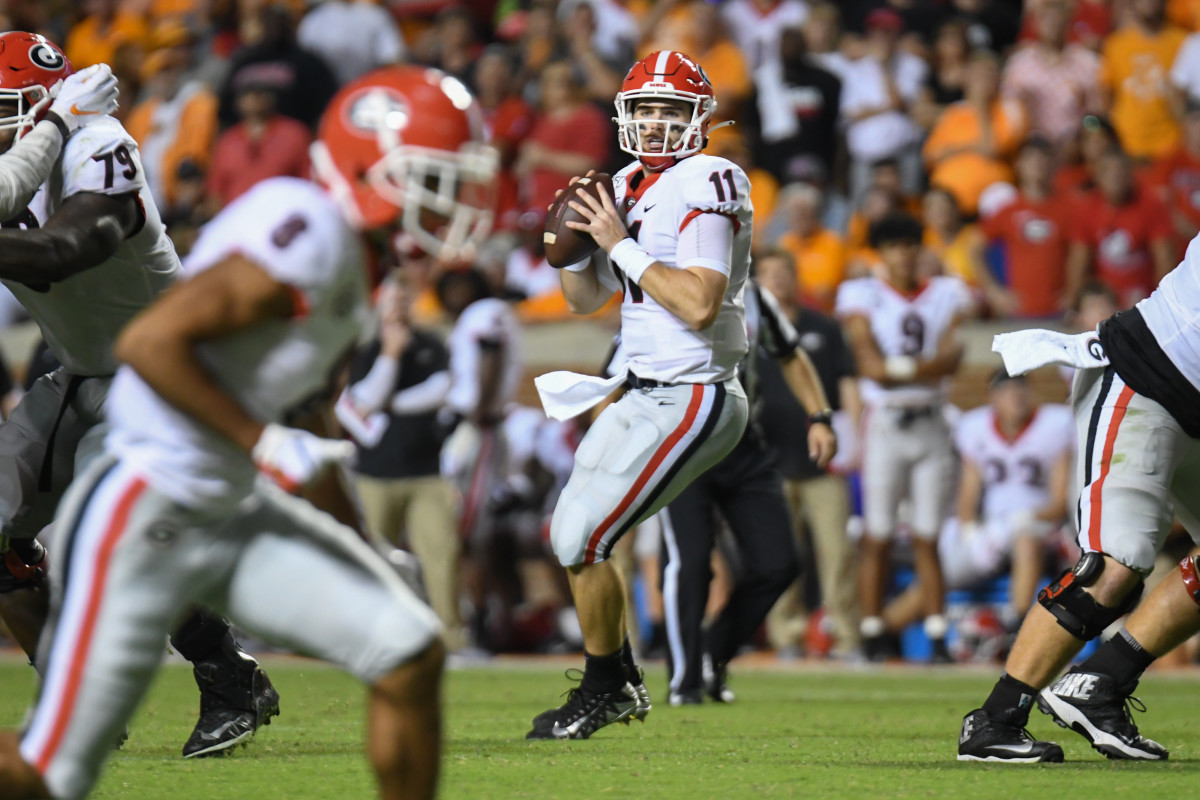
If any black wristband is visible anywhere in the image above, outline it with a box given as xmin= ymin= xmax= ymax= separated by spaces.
xmin=809 ymin=410 xmax=834 ymax=427
xmin=44 ymin=111 xmax=70 ymax=140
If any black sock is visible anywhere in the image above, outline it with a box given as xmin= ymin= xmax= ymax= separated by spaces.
xmin=581 ymin=649 xmax=626 ymax=693
xmin=982 ymin=674 xmax=1038 ymax=724
xmin=170 ymin=609 xmax=231 ymax=664
xmin=1079 ymin=629 xmax=1156 ymax=687
xmin=619 ymin=637 xmax=640 ymax=683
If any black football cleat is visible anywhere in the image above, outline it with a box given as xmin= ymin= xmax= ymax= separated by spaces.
xmin=182 ymin=635 xmax=280 ymax=758
xmin=526 ymin=678 xmax=638 ymax=740
xmin=702 ymin=654 xmax=734 ymax=703
xmin=628 ymin=667 xmax=652 ymax=721
xmin=957 ymin=708 xmax=1064 ymax=763
xmin=1037 ymin=669 xmax=1168 ymax=761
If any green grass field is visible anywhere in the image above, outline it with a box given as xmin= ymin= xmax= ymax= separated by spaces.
xmin=3 ymin=656 xmax=1200 ymax=799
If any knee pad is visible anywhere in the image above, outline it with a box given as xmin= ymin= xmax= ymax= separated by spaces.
xmin=0 ymin=537 xmax=47 ymax=593
xmin=1037 ymin=552 xmax=1143 ymax=641
xmin=1178 ymin=555 xmax=1200 ymax=611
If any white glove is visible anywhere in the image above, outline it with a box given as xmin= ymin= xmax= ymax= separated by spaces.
xmin=44 ymin=64 xmax=120 ymax=135
xmin=252 ymin=423 xmax=356 ymax=493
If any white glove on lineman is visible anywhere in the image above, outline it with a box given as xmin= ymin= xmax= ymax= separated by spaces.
xmin=251 ymin=423 xmax=356 ymax=493
xmin=43 ymin=64 xmax=120 ymax=136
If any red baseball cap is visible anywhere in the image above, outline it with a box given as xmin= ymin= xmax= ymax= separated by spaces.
xmin=866 ymin=8 xmax=904 ymax=33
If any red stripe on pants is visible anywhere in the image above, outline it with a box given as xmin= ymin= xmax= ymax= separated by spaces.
xmin=583 ymin=384 xmax=705 ymax=564
xmin=35 ymin=477 xmax=147 ymax=773
xmin=1087 ymin=385 xmax=1135 ymax=552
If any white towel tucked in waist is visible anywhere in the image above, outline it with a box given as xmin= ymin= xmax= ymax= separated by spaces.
xmin=535 ymin=366 xmax=630 ymax=421
xmin=992 ymin=328 xmax=1109 ymax=376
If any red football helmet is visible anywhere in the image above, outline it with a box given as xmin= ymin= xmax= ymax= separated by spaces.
xmin=310 ymin=65 xmax=497 ymax=259
xmin=614 ymin=51 xmax=716 ymax=171
xmin=0 ymin=32 xmax=72 ymax=140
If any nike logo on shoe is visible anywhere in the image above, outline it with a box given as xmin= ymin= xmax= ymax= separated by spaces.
xmin=197 ymin=720 xmax=247 ymax=741
xmin=1051 ymin=672 xmax=1098 ymax=700
xmin=988 ymin=742 xmax=1035 ymax=755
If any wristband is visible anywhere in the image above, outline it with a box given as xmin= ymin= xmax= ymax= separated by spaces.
xmin=43 ymin=112 xmax=69 ymax=140
xmin=809 ymin=409 xmax=834 ymax=427
xmin=609 ymin=237 xmax=656 ymax=285
xmin=884 ymin=355 xmax=918 ymax=381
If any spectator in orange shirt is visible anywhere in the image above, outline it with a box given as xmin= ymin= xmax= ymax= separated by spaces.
xmin=1066 ymin=148 xmax=1177 ymax=308
xmin=514 ymin=60 xmax=611 ymax=216
xmin=686 ymin=1 xmax=751 ymax=122
xmin=777 ymin=183 xmax=846 ymax=312
xmin=982 ymin=137 xmax=1073 ymax=318
xmin=924 ymin=49 xmax=1026 ymax=217
xmin=1151 ymin=97 xmax=1200 ymax=245
xmin=206 ymin=70 xmax=312 ymax=210
xmin=921 ymin=187 xmax=1004 ymax=307
xmin=65 ymin=0 xmax=150 ymax=70
xmin=1099 ymin=0 xmax=1187 ymax=161
xmin=125 ymin=22 xmax=218 ymax=219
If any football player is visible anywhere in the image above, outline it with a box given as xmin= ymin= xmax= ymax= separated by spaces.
xmin=885 ymin=371 xmax=1073 ymax=636
xmin=0 ymin=33 xmax=279 ymax=758
xmin=528 ymin=51 xmax=752 ymax=739
xmin=834 ymin=212 xmax=973 ymax=662
xmin=0 ymin=64 xmax=495 ymax=800
xmin=959 ymin=237 xmax=1200 ymax=763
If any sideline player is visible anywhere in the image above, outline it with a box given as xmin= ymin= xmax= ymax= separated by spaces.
xmin=958 ymin=236 xmax=1200 ymax=763
xmin=885 ymin=371 xmax=1073 ymax=636
xmin=0 ymin=63 xmax=495 ymax=800
xmin=835 ymin=212 xmax=972 ymax=661
xmin=527 ymin=50 xmax=751 ymax=739
xmin=660 ymin=278 xmax=837 ymax=704
xmin=0 ymin=33 xmax=278 ymax=757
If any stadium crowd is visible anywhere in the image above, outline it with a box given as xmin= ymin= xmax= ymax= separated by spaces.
xmin=1 ymin=0 xmax=1199 ymax=667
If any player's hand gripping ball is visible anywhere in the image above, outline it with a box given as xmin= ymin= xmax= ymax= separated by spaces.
xmin=543 ymin=172 xmax=615 ymax=268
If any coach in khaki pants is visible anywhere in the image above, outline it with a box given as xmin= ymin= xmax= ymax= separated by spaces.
xmin=337 ymin=280 xmax=466 ymax=651
xmin=757 ymin=250 xmax=861 ymax=657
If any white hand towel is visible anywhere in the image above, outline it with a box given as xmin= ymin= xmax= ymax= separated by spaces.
xmin=991 ymin=329 xmax=1109 ymax=376
xmin=535 ymin=366 xmax=630 ymax=421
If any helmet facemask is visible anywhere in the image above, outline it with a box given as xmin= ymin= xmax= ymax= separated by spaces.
xmin=0 ymin=82 xmax=56 ymax=142
xmin=614 ymin=90 xmax=715 ymax=164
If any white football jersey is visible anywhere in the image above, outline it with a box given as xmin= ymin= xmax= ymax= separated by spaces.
xmin=835 ymin=275 xmax=972 ymax=407
xmin=106 ymin=177 xmax=369 ymax=509
xmin=955 ymin=404 xmax=1075 ymax=523
xmin=608 ymin=153 xmax=753 ymax=385
xmin=3 ymin=117 xmax=180 ymax=376
xmin=1139 ymin=234 xmax=1200 ymax=389
xmin=445 ymin=297 xmax=523 ymax=418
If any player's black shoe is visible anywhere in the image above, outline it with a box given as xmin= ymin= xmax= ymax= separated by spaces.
xmin=628 ymin=667 xmax=652 ymax=721
xmin=930 ymin=638 xmax=954 ymax=665
xmin=526 ymin=677 xmax=638 ymax=740
xmin=668 ymin=689 xmax=703 ymax=706
xmin=957 ymin=708 xmax=1064 ymax=763
xmin=1037 ymin=669 xmax=1168 ymax=761
xmin=183 ymin=635 xmax=281 ymax=758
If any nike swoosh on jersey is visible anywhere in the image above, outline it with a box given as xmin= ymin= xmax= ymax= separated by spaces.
xmin=644 ymin=204 xmax=656 ymax=212
xmin=70 ymin=104 xmax=100 ymax=116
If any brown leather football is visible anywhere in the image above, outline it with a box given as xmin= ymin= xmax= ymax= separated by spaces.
xmin=543 ymin=172 xmax=615 ymax=269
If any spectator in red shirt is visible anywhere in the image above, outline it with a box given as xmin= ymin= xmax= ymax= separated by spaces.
xmin=206 ymin=70 xmax=313 ymax=210
xmin=981 ymin=137 xmax=1072 ymax=317
xmin=474 ymin=45 xmax=535 ymax=233
xmin=1150 ymin=97 xmax=1200 ymax=248
xmin=1066 ymin=148 xmax=1176 ymax=308
xmin=514 ymin=60 xmax=611 ymax=215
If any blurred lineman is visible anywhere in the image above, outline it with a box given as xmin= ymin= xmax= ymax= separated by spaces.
xmin=0 ymin=64 xmax=498 ymax=799
xmin=835 ymin=212 xmax=972 ymax=662
xmin=0 ymin=34 xmax=280 ymax=758
xmin=659 ymin=278 xmax=836 ymax=705
xmin=529 ymin=50 xmax=752 ymax=739
xmin=959 ymin=230 xmax=1200 ymax=763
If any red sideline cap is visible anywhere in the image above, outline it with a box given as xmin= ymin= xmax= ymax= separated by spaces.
xmin=866 ymin=8 xmax=904 ymax=32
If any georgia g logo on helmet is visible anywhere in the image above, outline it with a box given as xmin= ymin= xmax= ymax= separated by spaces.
xmin=28 ymin=43 xmax=64 ymax=71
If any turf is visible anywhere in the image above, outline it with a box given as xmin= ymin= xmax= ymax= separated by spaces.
xmin=2 ymin=656 xmax=1199 ymax=799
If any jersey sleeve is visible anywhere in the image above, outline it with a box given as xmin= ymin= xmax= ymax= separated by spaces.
xmin=459 ymin=299 xmax=512 ymax=347
xmin=954 ymin=410 xmax=984 ymax=463
xmin=675 ymin=159 xmax=751 ymax=275
xmin=59 ymin=122 xmax=148 ymax=200
xmin=834 ymin=278 xmax=874 ymax=319
xmin=185 ymin=179 xmax=348 ymax=315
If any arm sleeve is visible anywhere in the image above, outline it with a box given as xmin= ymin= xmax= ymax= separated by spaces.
xmin=390 ymin=371 xmax=452 ymax=415
xmin=0 ymin=121 xmax=62 ymax=218
xmin=346 ymin=353 xmax=400 ymax=414
xmin=834 ymin=279 xmax=872 ymax=319
xmin=676 ymin=210 xmax=735 ymax=275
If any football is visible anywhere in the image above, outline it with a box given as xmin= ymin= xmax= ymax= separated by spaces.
xmin=543 ymin=172 xmax=615 ymax=268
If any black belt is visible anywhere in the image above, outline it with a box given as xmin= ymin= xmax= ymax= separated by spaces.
xmin=625 ymin=373 xmax=675 ymax=390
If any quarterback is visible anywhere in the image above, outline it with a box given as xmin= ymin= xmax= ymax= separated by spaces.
xmin=529 ymin=51 xmax=751 ymax=739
